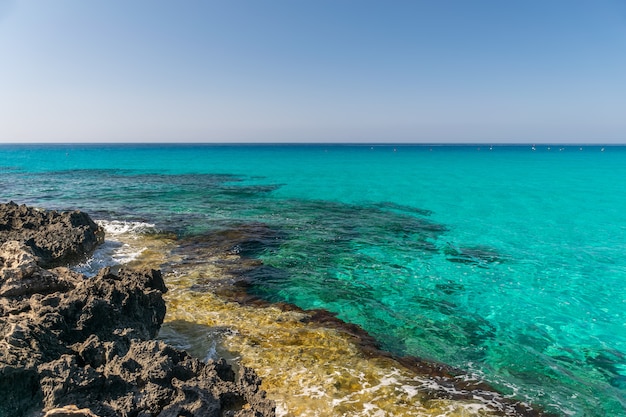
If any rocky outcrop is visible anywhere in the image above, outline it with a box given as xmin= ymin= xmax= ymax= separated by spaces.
xmin=0 ymin=201 xmax=105 ymax=267
xmin=0 ymin=203 xmax=275 ymax=417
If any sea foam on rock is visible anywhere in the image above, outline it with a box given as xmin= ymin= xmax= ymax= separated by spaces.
xmin=0 ymin=202 xmax=275 ymax=417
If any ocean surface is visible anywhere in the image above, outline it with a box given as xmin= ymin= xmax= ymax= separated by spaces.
xmin=1 ymin=144 xmax=625 ymax=416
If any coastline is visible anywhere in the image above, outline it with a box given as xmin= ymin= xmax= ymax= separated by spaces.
xmin=0 ymin=202 xmax=275 ymax=417
xmin=2 ymin=143 xmax=625 ymax=416
xmin=105 ymin=210 xmax=557 ymax=416
xmin=0 ymin=202 xmax=555 ymax=417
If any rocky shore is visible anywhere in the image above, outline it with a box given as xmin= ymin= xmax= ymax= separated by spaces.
xmin=0 ymin=202 xmax=275 ymax=417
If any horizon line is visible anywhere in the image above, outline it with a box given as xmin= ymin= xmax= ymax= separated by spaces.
xmin=0 ymin=141 xmax=624 ymax=146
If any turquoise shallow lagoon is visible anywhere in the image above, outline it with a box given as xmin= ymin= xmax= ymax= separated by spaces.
xmin=1 ymin=144 xmax=625 ymax=416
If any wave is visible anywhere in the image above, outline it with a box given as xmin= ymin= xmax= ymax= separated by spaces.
xmin=72 ymin=220 xmax=158 ymax=276
xmin=99 ymin=219 xmax=158 ymax=237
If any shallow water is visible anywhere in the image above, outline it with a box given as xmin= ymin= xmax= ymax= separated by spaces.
xmin=1 ymin=144 xmax=625 ymax=416
xmin=102 ymin=224 xmax=545 ymax=417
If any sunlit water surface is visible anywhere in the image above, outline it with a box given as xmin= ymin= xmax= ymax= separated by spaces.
xmin=1 ymin=144 xmax=625 ymax=416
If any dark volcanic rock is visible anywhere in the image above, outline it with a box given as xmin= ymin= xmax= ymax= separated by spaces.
xmin=37 ymin=340 xmax=274 ymax=417
xmin=0 ymin=201 xmax=105 ymax=267
xmin=0 ymin=241 xmax=77 ymax=298
xmin=0 ymin=204 xmax=275 ymax=417
xmin=0 ymin=263 xmax=168 ymax=416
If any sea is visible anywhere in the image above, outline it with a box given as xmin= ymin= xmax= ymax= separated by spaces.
xmin=1 ymin=143 xmax=624 ymax=417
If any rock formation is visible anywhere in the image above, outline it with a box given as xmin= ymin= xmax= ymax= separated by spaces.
xmin=0 ymin=203 xmax=275 ymax=417
xmin=0 ymin=201 xmax=105 ymax=268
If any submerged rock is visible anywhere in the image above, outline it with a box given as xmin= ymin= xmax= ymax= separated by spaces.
xmin=0 ymin=203 xmax=275 ymax=417
xmin=444 ymin=243 xmax=504 ymax=267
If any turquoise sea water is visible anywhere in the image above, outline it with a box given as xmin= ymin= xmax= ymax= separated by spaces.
xmin=1 ymin=144 xmax=625 ymax=416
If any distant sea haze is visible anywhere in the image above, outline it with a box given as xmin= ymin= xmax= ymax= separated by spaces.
xmin=2 ymin=144 xmax=624 ymax=416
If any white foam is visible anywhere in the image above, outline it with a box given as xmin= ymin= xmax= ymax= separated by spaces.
xmin=272 ymin=363 xmax=526 ymax=417
xmin=274 ymin=402 xmax=289 ymax=417
xmin=98 ymin=220 xmax=157 ymax=237
xmin=72 ymin=220 xmax=154 ymax=276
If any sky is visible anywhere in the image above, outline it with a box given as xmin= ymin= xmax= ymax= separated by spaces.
xmin=1 ymin=0 xmax=626 ymax=143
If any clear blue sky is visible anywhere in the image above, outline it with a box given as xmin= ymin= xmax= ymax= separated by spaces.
xmin=1 ymin=0 xmax=625 ymax=143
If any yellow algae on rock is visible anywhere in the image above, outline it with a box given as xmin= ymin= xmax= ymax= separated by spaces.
xmin=111 ymin=230 xmax=524 ymax=417
xmin=162 ymin=281 xmax=497 ymax=417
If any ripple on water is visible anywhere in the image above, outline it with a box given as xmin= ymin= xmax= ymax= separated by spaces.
xmin=105 ymin=226 xmax=554 ymax=417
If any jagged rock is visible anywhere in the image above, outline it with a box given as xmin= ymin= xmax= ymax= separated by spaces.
xmin=0 ymin=241 xmax=78 ymax=298
xmin=0 ymin=204 xmax=275 ymax=417
xmin=0 ymin=264 xmax=169 ymax=416
xmin=0 ymin=201 xmax=105 ymax=267
xmin=38 ymin=340 xmax=274 ymax=417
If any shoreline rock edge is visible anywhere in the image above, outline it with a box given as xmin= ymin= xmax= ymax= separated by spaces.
xmin=0 ymin=202 xmax=275 ymax=417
